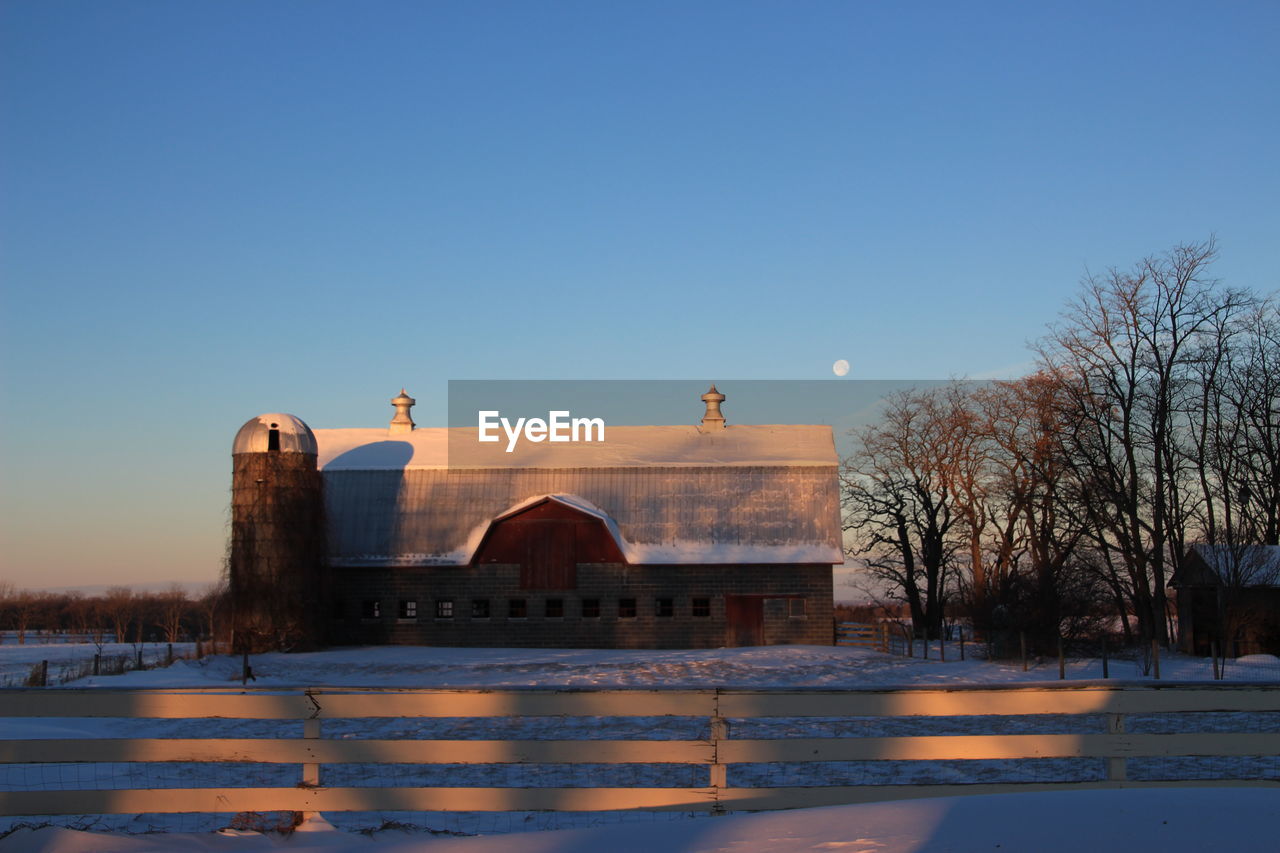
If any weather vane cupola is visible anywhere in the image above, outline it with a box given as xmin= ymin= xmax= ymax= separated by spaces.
xmin=700 ymin=384 xmax=726 ymax=431
xmin=389 ymin=389 xmax=416 ymax=434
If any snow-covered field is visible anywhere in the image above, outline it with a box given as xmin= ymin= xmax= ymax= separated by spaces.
xmin=0 ymin=642 xmax=197 ymax=688
xmin=26 ymin=642 xmax=1280 ymax=690
xmin=2 ymin=787 xmax=1278 ymax=853
xmin=1 ymin=644 xmax=1277 ymax=852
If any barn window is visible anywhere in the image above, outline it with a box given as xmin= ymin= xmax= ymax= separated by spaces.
xmin=361 ymin=600 xmax=381 ymax=620
xmin=789 ymin=598 xmax=807 ymax=618
xmin=399 ymin=600 xmax=417 ymax=620
xmin=435 ymin=600 xmax=454 ymax=619
xmin=508 ymin=599 xmax=527 ymax=619
xmin=655 ymin=598 xmax=674 ymax=618
xmin=692 ymin=597 xmax=710 ymax=618
xmin=545 ymin=599 xmax=564 ymax=619
xmin=267 ymin=426 xmax=281 ymax=452
xmin=471 ymin=599 xmax=490 ymax=619
xmin=618 ymin=598 xmax=637 ymax=619
xmin=581 ymin=598 xmax=600 ymax=619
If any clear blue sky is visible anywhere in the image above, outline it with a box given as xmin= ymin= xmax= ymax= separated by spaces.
xmin=2 ymin=1 xmax=1277 ymax=589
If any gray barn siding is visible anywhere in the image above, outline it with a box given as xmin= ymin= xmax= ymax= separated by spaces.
xmin=330 ymin=563 xmax=834 ymax=649
xmin=322 ymin=466 xmax=842 ymax=565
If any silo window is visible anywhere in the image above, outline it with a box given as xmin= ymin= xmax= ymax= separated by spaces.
xmin=267 ymin=428 xmax=281 ymax=452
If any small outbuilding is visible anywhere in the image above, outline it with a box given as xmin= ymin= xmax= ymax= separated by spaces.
xmin=230 ymin=387 xmax=841 ymax=649
xmin=1170 ymin=544 xmax=1280 ymax=657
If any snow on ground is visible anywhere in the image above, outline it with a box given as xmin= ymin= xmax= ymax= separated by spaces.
xmin=1 ymin=787 xmax=1277 ymax=853
xmin=0 ymin=642 xmax=196 ymax=687
xmin=30 ymin=643 xmax=1280 ymax=690
xmin=1 ymin=644 xmax=1277 ymax=851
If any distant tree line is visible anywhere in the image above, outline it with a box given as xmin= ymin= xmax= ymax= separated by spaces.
xmin=842 ymin=239 xmax=1279 ymax=653
xmin=0 ymin=581 xmax=230 ymax=645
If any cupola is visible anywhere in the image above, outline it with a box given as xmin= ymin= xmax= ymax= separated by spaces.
xmin=390 ymin=389 xmax=416 ymax=434
xmin=699 ymin=385 xmax=726 ymax=431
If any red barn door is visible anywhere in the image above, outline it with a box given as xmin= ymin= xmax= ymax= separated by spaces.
xmin=520 ymin=518 xmax=577 ymax=589
xmin=725 ymin=595 xmax=764 ymax=647
xmin=472 ymin=498 xmax=625 ymax=590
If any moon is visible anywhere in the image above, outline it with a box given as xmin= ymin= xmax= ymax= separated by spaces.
xmin=832 ymin=359 xmax=850 ymax=377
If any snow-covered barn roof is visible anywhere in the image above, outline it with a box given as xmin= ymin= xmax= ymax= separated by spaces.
xmin=1172 ymin=545 xmax=1280 ymax=588
xmin=314 ymin=425 xmax=842 ymax=567
xmin=314 ymin=424 xmax=838 ymax=469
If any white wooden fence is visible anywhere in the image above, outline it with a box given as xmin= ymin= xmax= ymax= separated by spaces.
xmin=0 ymin=684 xmax=1277 ymax=818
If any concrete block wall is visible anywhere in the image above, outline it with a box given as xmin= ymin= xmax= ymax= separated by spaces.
xmin=327 ymin=562 xmax=834 ymax=648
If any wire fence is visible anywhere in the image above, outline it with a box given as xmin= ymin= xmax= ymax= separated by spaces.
xmin=0 ymin=641 xmax=209 ymax=688
xmin=838 ymin=621 xmax=1280 ymax=681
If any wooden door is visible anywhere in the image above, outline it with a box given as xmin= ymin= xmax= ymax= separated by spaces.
xmin=725 ymin=595 xmax=763 ymax=647
xmin=521 ymin=520 xmax=576 ymax=590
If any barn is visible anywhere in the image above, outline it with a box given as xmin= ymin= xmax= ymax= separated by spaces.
xmin=1170 ymin=544 xmax=1280 ymax=657
xmin=230 ymin=388 xmax=842 ymax=650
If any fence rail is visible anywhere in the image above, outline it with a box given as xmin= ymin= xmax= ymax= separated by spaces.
xmin=1 ymin=684 xmax=1277 ymax=819
xmin=835 ymin=622 xmax=890 ymax=651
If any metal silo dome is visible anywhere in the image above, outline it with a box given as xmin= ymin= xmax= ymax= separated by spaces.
xmin=233 ymin=413 xmax=318 ymax=455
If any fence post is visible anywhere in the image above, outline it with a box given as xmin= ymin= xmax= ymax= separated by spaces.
xmin=1101 ymin=636 xmax=1108 ymax=679
xmin=93 ymin=654 xmax=101 ymax=676
xmin=1057 ymin=636 xmax=1065 ymax=680
xmin=1151 ymin=639 xmax=1161 ymax=680
xmin=709 ymin=691 xmax=728 ymax=816
xmin=1211 ymin=640 xmax=1220 ymax=680
xmin=167 ymin=644 xmax=174 ymax=665
xmin=300 ymin=691 xmax=323 ymax=823
xmin=39 ymin=660 xmax=48 ymax=687
xmin=1020 ymin=632 xmax=1028 ymax=672
xmin=302 ymin=717 xmax=321 ymax=788
xmin=940 ymin=631 xmax=947 ymax=662
xmin=136 ymin=648 xmax=143 ymax=670
xmin=922 ymin=627 xmax=929 ymax=660
xmin=1105 ymin=713 xmax=1127 ymax=781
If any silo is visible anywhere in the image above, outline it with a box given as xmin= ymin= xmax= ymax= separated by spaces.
xmin=230 ymin=414 xmax=325 ymax=652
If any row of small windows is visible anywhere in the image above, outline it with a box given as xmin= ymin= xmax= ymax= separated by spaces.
xmin=362 ymin=597 xmax=703 ymax=620
xmin=357 ymin=596 xmax=806 ymax=621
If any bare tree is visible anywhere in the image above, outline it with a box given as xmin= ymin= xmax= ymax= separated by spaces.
xmin=1036 ymin=238 xmax=1253 ymax=645
xmin=845 ymin=241 xmax=1272 ymax=656
xmin=101 ymin=586 xmax=134 ymax=644
xmin=8 ymin=591 xmax=46 ymax=645
xmin=1216 ymin=300 xmax=1280 ymax=545
xmin=842 ymin=387 xmax=968 ymax=639
xmin=961 ymin=374 xmax=1102 ymax=650
xmin=62 ymin=591 xmax=91 ymax=638
xmin=198 ymin=580 xmax=229 ymax=647
xmin=156 ymin=585 xmax=189 ymax=644
xmin=0 ymin=581 xmax=13 ymax=643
